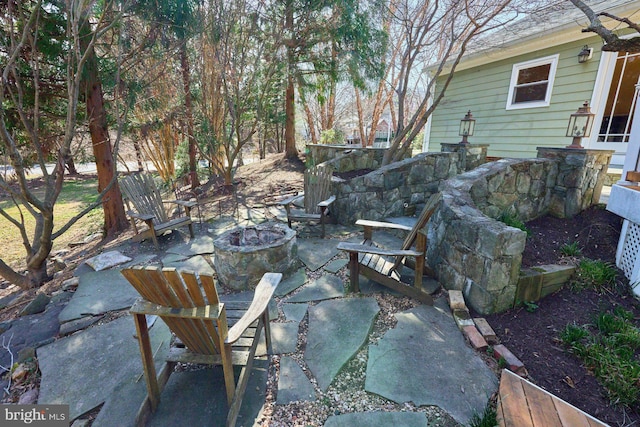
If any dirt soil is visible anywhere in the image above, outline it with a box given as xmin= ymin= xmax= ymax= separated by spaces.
xmin=488 ymin=206 xmax=640 ymax=426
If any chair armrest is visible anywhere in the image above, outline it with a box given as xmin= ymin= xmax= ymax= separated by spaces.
xmin=127 ymin=211 xmax=155 ymax=222
xmin=227 ymin=272 xmax=282 ymax=343
xmin=337 ymin=242 xmax=422 ymax=257
xmin=277 ymin=193 xmax=304 ymax=206
xmin=355 ymin=219 xmax=413 ymax=232
xmin=164 ymin=199 xmax=197 ymax=208
xmin=317 ymin=195 xmax=336 ymax=208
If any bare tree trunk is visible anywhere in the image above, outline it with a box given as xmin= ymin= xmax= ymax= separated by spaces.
xmin=65 ymin=154 xmax=79 ymax=175
xmin=355 ymin=88 xmax=366 ymax=147
xmin=133 ymin=138 xmax=144 ymax=171
xmin=299 ymin=87 xmax=318 ymax=144
xmin=82 ymin=21 xmax=129 ymax=236
xmin=326 ymin=43 xmax=337 ymax=130
xmin=180 ymin=44 xmax=200 ymax=187
xmin=284 ymin=70 xmax=297 ymax=157
xmin=284 ymin=1 xmax=298 ymax=159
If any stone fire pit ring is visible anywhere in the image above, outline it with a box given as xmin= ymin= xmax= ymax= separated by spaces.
xmin=213 ymin=222 xmax=299 ymax=290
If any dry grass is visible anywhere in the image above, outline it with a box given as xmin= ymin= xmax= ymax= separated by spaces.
xmin=0 ymin=177 xmax=104 ymax=269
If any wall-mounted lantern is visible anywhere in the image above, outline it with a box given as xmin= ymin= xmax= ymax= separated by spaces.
xmin=459 ymin=110 xmax=475 ymax=144
xmin=578 ymin=45 xmax=593 ymax=63
xmin=566 ymin=101 xmax=595 ymax=148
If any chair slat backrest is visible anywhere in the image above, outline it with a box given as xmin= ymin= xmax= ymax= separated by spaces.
xmin=122 ymin=266 xmax=224 ymax=356
xmin=120 ymin=174 xmax=169 ymax=224
xmin=393 ymin=192 xmax=440 ymax=270
xmin=304 ymin=166 xmax=333 ymax=214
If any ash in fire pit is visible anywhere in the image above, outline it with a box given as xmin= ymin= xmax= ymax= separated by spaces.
xmin=228 ymin=227 xmax=285 ymax=247
xmin=213 ymin=222 xmax=299 ymax=290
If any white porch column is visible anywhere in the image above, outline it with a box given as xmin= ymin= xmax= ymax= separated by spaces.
xmin=619 ymin=83 xmax=640 ymax=183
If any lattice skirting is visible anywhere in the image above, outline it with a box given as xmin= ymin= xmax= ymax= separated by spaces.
xmin=616 ymin=219 xmax=640 ymax=294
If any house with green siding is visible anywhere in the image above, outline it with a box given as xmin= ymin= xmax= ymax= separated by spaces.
xmin=425 ymin=0 xmax=640 ymax=166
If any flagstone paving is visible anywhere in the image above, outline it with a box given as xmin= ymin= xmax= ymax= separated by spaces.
xmin=324 ymin=411 xmax=429 ymax=427
xmin=37 ymin=316 xmax=171 ymax=420
xmin=163 ymin=254 xmax=215 ymax=275
xmin=145 ymin=361 xmax=269 ymax=427
xmin=274 ymin=268 xmax=307 ymax=297
xmin=282 ymin=302 xmax=308 ymax=322
xmin=285 ymin=275 xmax=345 ymax=303
xmin=276 ymin=356 xmax=316 ymax=404
xmin=323 ymin=258 xmax=348 ymax=273
xmin=296 ymin=238 xmax=339 ymax=271
xmin=84 ymin=250 xmax=132 ymax=271
xmin=160 ymin=253 xmax=188 ymax=264
xmin=31 ymin=220 xmax=501 ymax=426
xmin=165 ymin=234 xmax=215 ymax=256
xmin=305 ymin=297 xmax=380 ymax=391
xmin=270 ymin=322 xmax=300 ymax=354
xmin=58 ymin=269 xmax=140 ymax=322
xmin=0 ymin=295 xmax=66 ymax=367
xmin=365 ymin=299 xmax=498 ymax=425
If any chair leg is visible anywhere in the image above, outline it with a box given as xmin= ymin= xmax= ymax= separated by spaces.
xmin=320 ymin=207 xmax=327 ymax=238
xmin=144 ymin=220 xmax=160 ymax=249
xmin=133 ymin=313 xmax=161 ymax=411
xmin=226 ymin=318 xmax=263 ymax=427
xmin=186 ymin=206 xmax=195 ymax=236
xmin=221 ymin=343 xmax=236 ymax=405
xmin=348 ymin=252 xmax=360 ymax=293
xmin=262 ymin=310 xmax=272 ymax=354
xmin=415 ymin=233 xmax=426 ymax=291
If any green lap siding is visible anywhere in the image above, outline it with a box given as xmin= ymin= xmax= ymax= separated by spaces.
xmin=428 ymin=36 xmax=603 ymax=159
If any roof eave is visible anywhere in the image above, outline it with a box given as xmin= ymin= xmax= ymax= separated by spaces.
xmin=439 ymin=2 xmax=640 ymax=74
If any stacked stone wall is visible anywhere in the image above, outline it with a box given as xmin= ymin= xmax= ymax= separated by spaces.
xmin=427 ymin=159 xmax=558 ymax=314
xmin=316 ymin=148 xmax=381 ymax=173
xmin=537 ymin=148 xmax=614 ymax=218
xmin=332 ymin=152 xmax=459 ymax=224
xmin=306 ymin=145 xmax=390 ymax=170
xmin=440 ymin=143 xmax=489 ymax=172
xmin=320 ymin=146 xmax=612 ymax=314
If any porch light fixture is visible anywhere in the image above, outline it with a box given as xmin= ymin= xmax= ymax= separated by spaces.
xmin=458 ymin=110 xmax=475 ymax=144
xmin=566 ymin=101 xmax=595 ymax=148
xmin=578 ymin=45 xmax=593 ymax=63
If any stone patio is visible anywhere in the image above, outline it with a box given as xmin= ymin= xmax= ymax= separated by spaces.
xmin=27 ymin=216 xmax=499 ymax=426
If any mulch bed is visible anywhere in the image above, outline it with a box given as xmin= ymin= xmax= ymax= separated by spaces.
xmin=521 ymin=205 xmax=622 ymax=268
xmin=487 ymin=206 xmax=640 ymax=425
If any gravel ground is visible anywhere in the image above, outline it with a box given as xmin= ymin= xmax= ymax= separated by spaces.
xmin=255 ymin=249 xmax=463 ymax=427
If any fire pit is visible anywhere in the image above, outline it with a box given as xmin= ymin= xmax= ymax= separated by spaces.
xmin=213 ymin=222 xmax=298 ymax=290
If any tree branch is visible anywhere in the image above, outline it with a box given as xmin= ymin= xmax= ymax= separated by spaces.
xmin=570 ymin=0 xmax=640 ymax=52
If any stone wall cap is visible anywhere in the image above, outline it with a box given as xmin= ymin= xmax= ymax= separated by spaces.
xmin=536 ymin=147 xmax=615 ymax=154
xmin=440 ymin=143 xmax=490 ymax=148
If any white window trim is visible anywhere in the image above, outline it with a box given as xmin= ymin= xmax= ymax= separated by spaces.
xmin=506 ymin=54 xmax=559 ymax=110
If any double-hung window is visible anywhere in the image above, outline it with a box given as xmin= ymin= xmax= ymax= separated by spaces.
xmin=506 ymin=54 xmax=559 ymax=110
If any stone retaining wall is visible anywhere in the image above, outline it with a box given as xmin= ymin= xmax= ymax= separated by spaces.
xmin=537 ymin=147 xmax=614 ymax=218
xmin=427 ymin=151 xmax=611 ymax=315
xmin=306 ymin=145 xmax=389 ymax=170
xmin=315 ymin=147 xmax=382 ymax=173
xmin=427 ymin=159 xmax=557 ymax=314
xmin=332 ymin=152 xmax=459 ymax=224
xmin=440 ymin=143 xmax=489 ymax=172
xmin=317 ymin=145 xmax=612 ymax=314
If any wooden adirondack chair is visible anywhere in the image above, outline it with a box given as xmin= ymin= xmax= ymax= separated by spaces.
xmin=278 ymin=166 xmax=336 ymax=238
xmin=122 ymin=266 xmax=282 ymax=427
xmin=120 ymin=173 xmax=196 ymax=249
xmin=336 ymin=193 xmax=440 ymax=305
